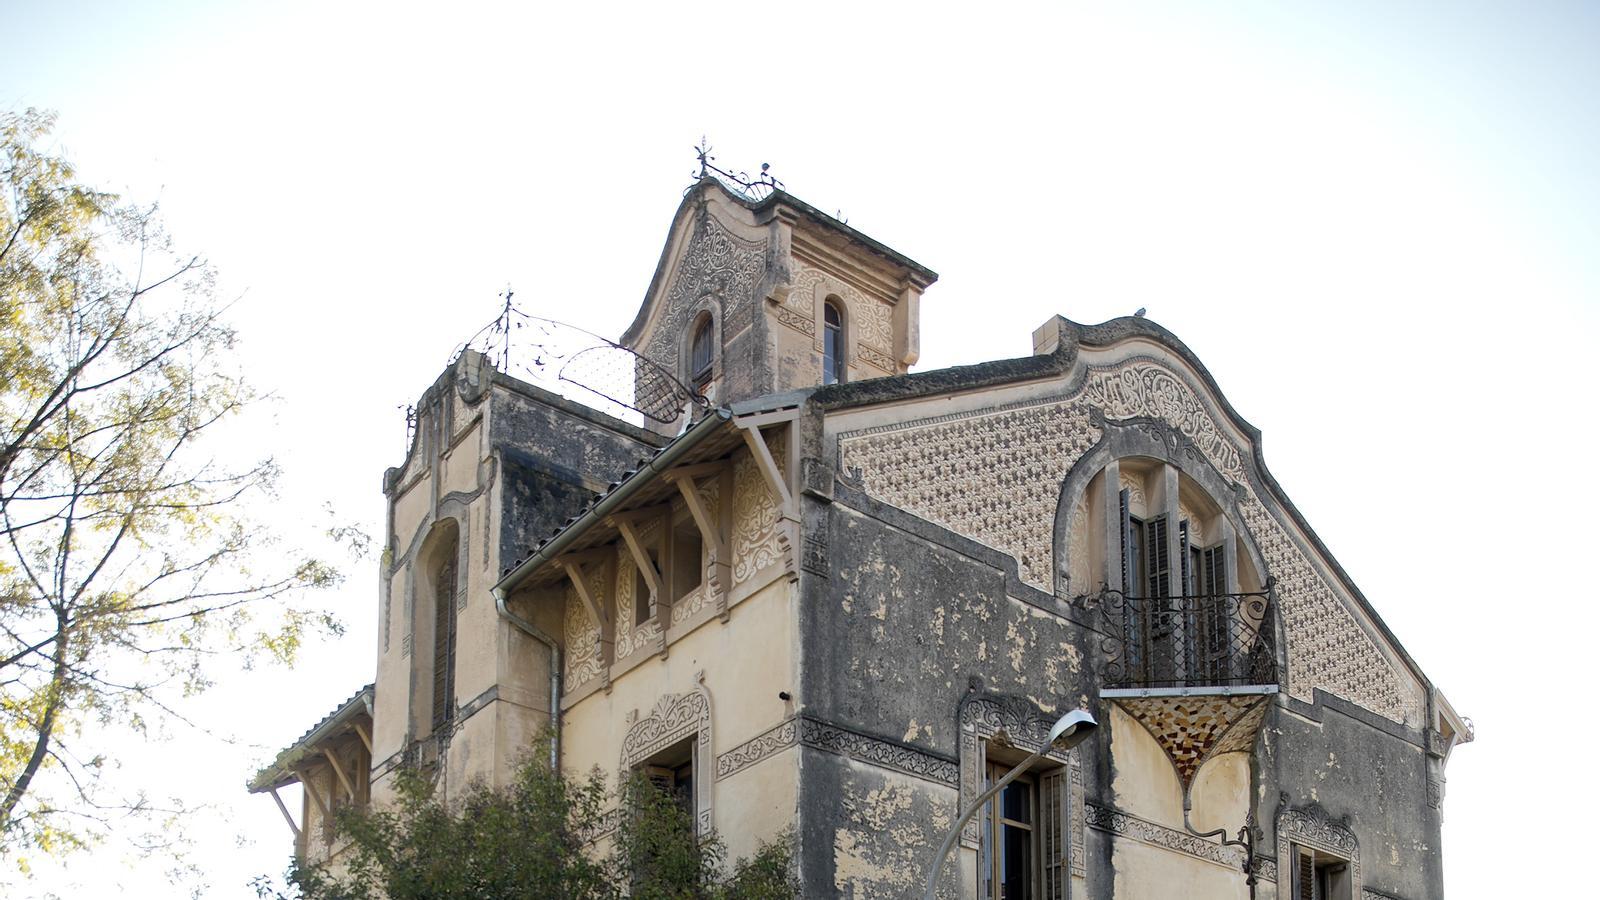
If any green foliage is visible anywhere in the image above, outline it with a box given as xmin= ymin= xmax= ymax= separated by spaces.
xmin=269 ymin=751 xmax=798 ymax=900
xmin=0 ymin=108 xmax=347 ymax=867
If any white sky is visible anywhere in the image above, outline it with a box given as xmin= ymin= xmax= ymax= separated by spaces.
xmin=4 ymin=1 xmax=1597 ymax=896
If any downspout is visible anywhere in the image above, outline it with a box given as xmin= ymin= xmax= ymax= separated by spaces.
xmin=490 ymin=407 xmax=733 ymax=771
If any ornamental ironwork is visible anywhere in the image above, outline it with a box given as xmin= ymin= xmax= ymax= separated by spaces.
xmin=452 ymin=290 xmax=710 ymax=426
xmin=689 ymin=138 xmax=783 ymax=202
xmin=1079 ymin=585 xmax=1280 ymax=691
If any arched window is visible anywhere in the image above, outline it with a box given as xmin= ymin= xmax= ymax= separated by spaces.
xmin=431 ymin=546 xmax=458 ymax=731
xmin=822 ymin=300 xmax=845 ymax=385
xmin=689 ymin=315 xmax=714 ymax=389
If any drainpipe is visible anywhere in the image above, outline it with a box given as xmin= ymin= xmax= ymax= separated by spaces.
xmin=494 ymin=593 xmax=562 ymax=771
xmin=490 ymin=407 xmax=734 ymax=771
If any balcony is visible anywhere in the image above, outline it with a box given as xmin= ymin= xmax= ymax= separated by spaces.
xmin=1081 ymin=586 xmax=1280 ymax=696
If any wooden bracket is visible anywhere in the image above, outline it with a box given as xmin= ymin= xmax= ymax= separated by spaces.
xmin=738 ymin=423 xmax=794 ymax=519
xmin=557 ymin=552 xmax=611 ymax=628
xmin=353 ymin=721 xmax=373 ymax=755
xmin=672 ymin=476 xmax=729 ymax=559
xmin=296 ymin=767 xmax=330 ymax=820
xmin=269 ymin=786 xmax=301 ymax=842
xmin=610 ymin=517 xmax=663 ymax=602
xmin=323 ymin=748 xmax=356 ymax=801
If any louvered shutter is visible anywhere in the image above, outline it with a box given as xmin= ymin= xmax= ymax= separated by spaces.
xmin=1040 ymin=769 xmax=1068 ymax=900
xmin=1297 ymin=848 xmax=1317 ymax=900
xmin=1118 ymin=488 xmax=1134 ymax=593
xmin=1179 ymin=520 xmax=1192 ymax=596
xmin=1145 ymin=516 xmax=1174 ymax=681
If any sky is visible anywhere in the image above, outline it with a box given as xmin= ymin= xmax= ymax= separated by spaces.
xmin=3 ymin=0 xmax=1598 ymax=896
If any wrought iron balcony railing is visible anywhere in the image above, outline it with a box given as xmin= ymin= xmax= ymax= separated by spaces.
xmin=1079 ymin=586 xmax=1280 ymax=692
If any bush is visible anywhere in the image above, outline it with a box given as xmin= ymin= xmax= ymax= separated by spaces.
xmin=257 ymin=748 xmax=797 ymax=900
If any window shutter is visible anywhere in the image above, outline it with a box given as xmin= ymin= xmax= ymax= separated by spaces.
xmin=1118 ymin=488 xmax=1134 ymax=594
xmin=1297 ymin=848 xmax=1317 ymax=900
xmin=1040 ymin=769 xmax=1068 ymax=900
xmin=1145 ymin=515 xmax=1170 ymax=598
xmin=1179 ymin=521 xmax=1192 ymax=596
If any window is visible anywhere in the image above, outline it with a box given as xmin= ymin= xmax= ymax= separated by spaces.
xmin=431 ymin=549 xmax=458 ymax=731
xmin=1294 ymin=846 xmax=1353 ymax=900
xmin=641 ymin=738 xmax=696 ymax=822
xmin=822 ymin=300 xmax=845 ymax=385
xmin=689 ymin=315 xmax=714 ymax=389
xmin=670 ymin=518 xmax=703 ymax=601
xmin=980 ymin=760 xmax=1070 ymax=900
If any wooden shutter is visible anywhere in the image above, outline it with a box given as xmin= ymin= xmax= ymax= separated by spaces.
xmin=431 ymin=553 xmax=458 ymax=731
xmin=1144 ymin=515 xmax=1170 ymax=598
xmin=1297 ymin=848 xmax=1317 ymax=900
xmin=1179 ymin=520 xmax=1192 ymax=596
xmin=1040 ymin=769 xmax=1068 ymax=900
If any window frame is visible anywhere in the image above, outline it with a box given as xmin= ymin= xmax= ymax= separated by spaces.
xmin=822 ymin=299 xmax=845 ymax=385
xmin=688 ymin=313 xmax=715 ymax=389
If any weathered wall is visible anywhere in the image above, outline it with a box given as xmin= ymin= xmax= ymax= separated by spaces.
xmin=370 ymin=356 xmax=657 ymax=804
xmin=797 ymin=486 xmax=1100 ymax=899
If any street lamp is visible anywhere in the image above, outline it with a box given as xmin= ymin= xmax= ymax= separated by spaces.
xmin=921 ymin=709 xmax=1098 ymax=900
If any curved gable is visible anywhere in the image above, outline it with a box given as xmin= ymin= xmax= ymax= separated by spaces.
xmin=826 ymin=318 xmax=1427 ymax=727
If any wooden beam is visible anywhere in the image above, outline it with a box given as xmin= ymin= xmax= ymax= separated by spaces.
xmin=323 ymin=748 xmax=356 ymax=801
xmin=734 ymin=408 xmax=799 ymax=429
xmin=269 ymin=787 xmax=301 ymax=842
xmin=612 ymin=517 xmax=662 ymax=601
xmin=660 ymin=460 xmax=728 ymax=483
xmin=353 ymin=721 xmax=373 ymax=754
xmin=739 ymin=424 xmax=793 ymax=517
xmin=560 ymin=558 xmax=609 ymax=627
xmin=608 ymin=503 xmax=672 ymax=525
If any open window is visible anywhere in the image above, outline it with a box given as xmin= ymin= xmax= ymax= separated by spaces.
xmin=1294 ymin=846 xmax=1353 ymax=900
xmin=979 ymin=747 xmax=1071 ymax=900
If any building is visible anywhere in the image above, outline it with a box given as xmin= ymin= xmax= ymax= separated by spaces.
xmin=250 ymin=172 xmax=1472 ymax=899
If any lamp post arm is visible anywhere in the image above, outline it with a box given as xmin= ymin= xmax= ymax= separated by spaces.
xmin=921 ymin=746 xmax=1048 ymax=900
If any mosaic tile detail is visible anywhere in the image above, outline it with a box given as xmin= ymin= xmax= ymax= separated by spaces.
xmin=1114 ymin=695 xmax=1268 ymax=789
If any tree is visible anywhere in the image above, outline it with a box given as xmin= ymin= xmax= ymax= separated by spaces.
xmin=266 ymin=753 xmax=797 ymax=900
xmin=0 ymin=108 xmax=342 ymax=865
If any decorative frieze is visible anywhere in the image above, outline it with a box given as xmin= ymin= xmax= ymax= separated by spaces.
xmin=714 ymin=716 xmax=956 ymax=787
xmin=1085 ymin=802 xmax=1246 ymax=870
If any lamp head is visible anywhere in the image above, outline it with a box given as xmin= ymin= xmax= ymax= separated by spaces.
xmin=1046 ymin=709 xmax=1098 ymax=751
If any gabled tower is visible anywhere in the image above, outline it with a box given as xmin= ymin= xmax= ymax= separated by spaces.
xmin=620 ymin=176 xmax=937 ymax=431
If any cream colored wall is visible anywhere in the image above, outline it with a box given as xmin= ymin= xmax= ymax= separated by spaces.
xmin=1113 ymin=836 xmax=1248 ymax=900
xmin=560 ymin=576 xmax=797 ymax=848
xmin=1108 ymin=704 xmax=1254 ymax=898
xmin=1109 ymin=704 xmax=1185 ymax=827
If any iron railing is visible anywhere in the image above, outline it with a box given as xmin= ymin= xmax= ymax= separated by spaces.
xmin=1080 ymin=586 xmax=1279 ymax=691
